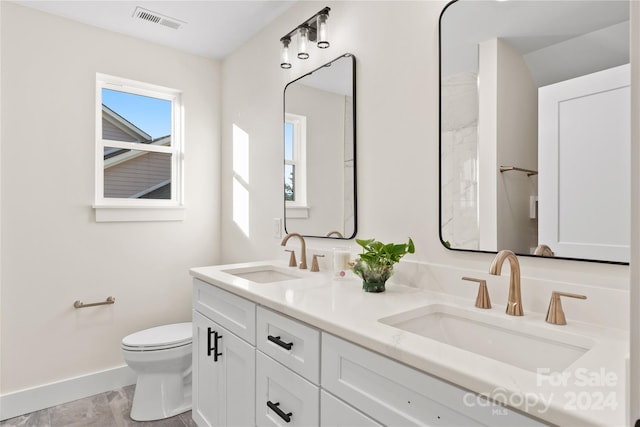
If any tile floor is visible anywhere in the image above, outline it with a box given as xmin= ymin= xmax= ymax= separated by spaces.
xmin=0 ymin=385 xmax=196 ymax=427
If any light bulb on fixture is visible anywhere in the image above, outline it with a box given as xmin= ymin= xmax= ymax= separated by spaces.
xmin=297 ymin=26 xmax=309 ymax=59
xmin=280 ymin=37 xmax=292 ymax=69
xmin=316 ymin=13 xmax=329 ymax=48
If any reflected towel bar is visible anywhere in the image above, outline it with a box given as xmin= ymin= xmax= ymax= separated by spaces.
xmin=499 ymin=166 xmax=538 ymax=176
xmin=74 ymin=296 xmax=115 ymax=309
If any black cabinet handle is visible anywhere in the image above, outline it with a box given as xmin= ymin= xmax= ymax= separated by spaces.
xmin=207 ymin=327 xmax=214 ymax=356
xmin=213 ymin=331 xmax=222 ymax=362
xmin=268 ymin=335 xmax=293 ymax=350
xmin=207 ymin=327 xmax=223 ymax=362
xmin=267 ymin=401 xmax=292 ymax=423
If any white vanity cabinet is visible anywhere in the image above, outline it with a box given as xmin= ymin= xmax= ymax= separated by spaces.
xmin=192 ymin=280 xmax=256 ymax=427
xmin=255 ymin=306 xmax=321 ymax=426
xmin=191 ymin=278 xmax=548 ymax=427
xmin=322 ymin=333 xmax=546 ymax=427
xmin=320 ymin=391 xmax=382 ymax=427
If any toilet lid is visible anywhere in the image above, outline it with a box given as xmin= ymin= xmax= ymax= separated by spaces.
xmin=122 ymin=322 xmax=192 ymax=351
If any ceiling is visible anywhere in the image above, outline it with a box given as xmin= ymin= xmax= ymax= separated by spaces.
xmin=13 ymin=0 xmax=296 ymax=59
xmin=441 ymin=0 xmax=630 ymax=86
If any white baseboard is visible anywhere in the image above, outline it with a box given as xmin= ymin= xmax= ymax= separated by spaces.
xmin=0 ymin=365 xmax=136 ymax=421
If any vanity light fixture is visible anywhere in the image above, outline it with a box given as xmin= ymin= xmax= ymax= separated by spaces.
xmin=280 ymin=7 xmax=331 ymax=69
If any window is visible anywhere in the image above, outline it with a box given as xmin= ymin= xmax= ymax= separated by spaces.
xmin=95 ymin=74 xmax=183 ymax=221
xmin=284 ymin=113 xmax=307 ymax=214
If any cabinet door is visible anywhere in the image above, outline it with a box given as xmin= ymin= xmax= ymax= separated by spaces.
xmin=256 ymin=351 xmax=319 ymax=427
xmin=321 ymin=391 xmax=382 ymax=427
xmin=193 ymin=311 xmax=255 ymax=427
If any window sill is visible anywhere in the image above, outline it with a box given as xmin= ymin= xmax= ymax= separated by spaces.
xmin=93 ymin=205 xmax=185 ymax=222
xmin=285 ymin=206 xmax=309 ymax=219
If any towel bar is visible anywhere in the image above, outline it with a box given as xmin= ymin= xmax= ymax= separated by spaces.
xmin=73 ymin=296 xmax=115 ymax=309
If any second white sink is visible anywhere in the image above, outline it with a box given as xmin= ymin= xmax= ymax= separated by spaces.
xmin=379 ymin=304 xmax=592 ymax=373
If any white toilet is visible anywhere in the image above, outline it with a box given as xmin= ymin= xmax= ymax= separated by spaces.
xmin=121 ymin=322 xmax=193 ymax=421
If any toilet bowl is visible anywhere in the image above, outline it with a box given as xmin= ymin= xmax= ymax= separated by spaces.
xmin=121 ymin=322 xmax=192 ymax=421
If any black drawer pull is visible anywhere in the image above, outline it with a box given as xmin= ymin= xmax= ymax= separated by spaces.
xmin=268 ymin=335 xmax=293 ymax=350
xmin=267 ymin=401 xmax=292 ymax=423
xmin=207 ymin=327 xmax=223 ymax=362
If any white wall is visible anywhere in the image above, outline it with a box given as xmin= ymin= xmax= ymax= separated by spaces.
xmin=221 ymin=0 xmax=628 ymax=298
xmin=0 ymin=2 xmax=220 ymax=397
xmin=478 ymin=38 xmax=538 ymax=254
xmin=477 ymin=40 xmax=498 ymax=251
xmin=629 ymin=0 xmax=639 ymax=422
xmin=495 ymin=39 xmax=538 ymax=253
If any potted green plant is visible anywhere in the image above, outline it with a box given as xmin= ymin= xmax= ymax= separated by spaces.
xmin=350 ymin=237 xmax=415 ymax=293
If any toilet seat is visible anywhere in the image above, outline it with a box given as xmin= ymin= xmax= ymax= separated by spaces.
xmin=122 ymin=322 xmax=192 ymax=351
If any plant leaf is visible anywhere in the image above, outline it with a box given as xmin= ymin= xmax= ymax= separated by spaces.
xmin=356 ymin=238 xmax=374 ymax=249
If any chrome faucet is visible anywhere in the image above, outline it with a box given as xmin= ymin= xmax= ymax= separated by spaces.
xmin=281 ymin=233 xmax=307 ymax=269
xmin=489 ymin=250 xmax=523 ymax=316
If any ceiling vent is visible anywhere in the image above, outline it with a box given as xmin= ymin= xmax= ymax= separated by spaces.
xmin=132 ymin=7 xmax=185 ymax=30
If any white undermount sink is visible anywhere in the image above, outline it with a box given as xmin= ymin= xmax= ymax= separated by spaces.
xmin=379 ymin=304 xmax=592 ymax=373
xmin=222 ymin=264 xmax=302 ymax=284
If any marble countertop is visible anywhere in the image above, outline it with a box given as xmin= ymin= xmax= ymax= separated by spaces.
xmin=190 ymin=261 xmax=628 ymax=427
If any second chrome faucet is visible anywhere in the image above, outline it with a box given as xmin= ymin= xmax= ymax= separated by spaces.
xmin=489 ymin=250 xmax=523 ymax=316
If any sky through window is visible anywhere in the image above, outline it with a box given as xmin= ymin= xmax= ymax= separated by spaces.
xmin=102 ymin=88 xmax=171 ymax=139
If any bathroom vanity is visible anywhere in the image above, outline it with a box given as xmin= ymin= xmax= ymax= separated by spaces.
xmin=190 ymin=261 xmax=626 ymax=426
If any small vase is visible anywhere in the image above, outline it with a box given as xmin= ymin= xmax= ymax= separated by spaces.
xmin=362 ymin=280 xmax=386 ymax=293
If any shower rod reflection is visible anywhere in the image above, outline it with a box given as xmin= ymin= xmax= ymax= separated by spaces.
xmin=499 ymin=166 xmax=538 ymax=176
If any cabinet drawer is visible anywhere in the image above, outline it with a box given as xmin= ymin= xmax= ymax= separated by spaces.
xmin=257 ymin=306 xmax=320 ymax=384
xmin=322 ymin=333 xmax=546 ymax=427
xmin=256 ymin=351 xmax=319 ymax=427
xmin=321 ymin=391 xmax=382 ymax=427
xmin=193 ymin=279 xmax=256 ymax=345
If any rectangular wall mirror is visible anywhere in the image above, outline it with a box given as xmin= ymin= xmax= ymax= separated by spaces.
xmin=284 ymin=53 xmax=357 ymax=239
xmin=439 ymin=0 xmax=630 ymax=263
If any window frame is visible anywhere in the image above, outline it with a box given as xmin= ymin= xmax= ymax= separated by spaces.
xmin=94 ymin=73 xmax=184 ymax=222
xmin=284 ymin=113 xmax=308 ymax=212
